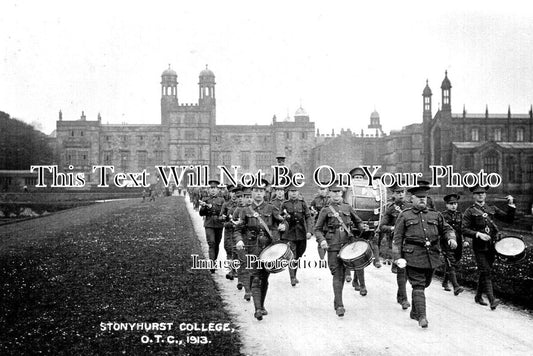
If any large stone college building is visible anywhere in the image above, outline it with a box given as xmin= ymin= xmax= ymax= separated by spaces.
xmin=54 ymin=67 xmax=533 ymax=208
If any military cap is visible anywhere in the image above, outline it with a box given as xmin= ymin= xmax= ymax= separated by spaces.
xmin=260 ymin=178 xmax=271 ymax=187
xmin=241 ymin=187 xmax=252 ymax=195
xmin=407 ymin=185 xmax=430 ymax=197
xmin=272 ymin=185 xmax=286 ymax=191
xmin=228 ymin=185 xmax=239 ymax=192
xmin=349 ymin=167 xmax=366 ymax=178
xmin=317 ymin=181 xmax=331 ymax=189
xmin=251 ymin=181 xmax=267 ymax=190
xmin=286 ymin=183 xmax=299 ymax=191
xmin=443 ymin=193 xmax=460 ymax=203
xmin=235 ymin=188 xmax=244 ymax=197
xmin=389 ymin=180 xmax=406 ymax=191
xmin=329 ymin=180 xmax=344 ymax=192
xmin=208 ymin=179 xmax=220 ymax=187
xmin=469 ymin=184 xmax=489 ymax=194
xmin=275 ymin=155 xmax=286 ymax=161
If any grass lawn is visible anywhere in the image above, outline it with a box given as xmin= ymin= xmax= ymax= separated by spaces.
xmin=0 ymin=197 xmax=242 ymax=355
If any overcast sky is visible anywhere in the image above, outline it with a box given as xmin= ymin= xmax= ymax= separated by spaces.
xmin=1 ymin=1 xmax=533 ymax=135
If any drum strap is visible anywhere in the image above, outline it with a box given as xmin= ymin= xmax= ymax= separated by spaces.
xmin=248 ymin=206 xmax=273 ymax=239
xmin=328 ymin=206 xmax=354 ymax=237
xmin=472 ymin=206 xmax=500 ymax=234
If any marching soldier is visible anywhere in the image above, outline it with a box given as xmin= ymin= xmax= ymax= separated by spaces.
xmin=462 ymin=185 xmax=515 ymax=310
xmin=441 ymin=193 xmax=466 ymax=295
xmin=310 ymin=183 xmax=331 ymax=260
xmin=220 ymin=185 xmax=240 ymax=280
xmin=314 ymin=183 xmax=369 ymax=317
xmin=235 ymin=183 xmax=286 ymax=320
xmin=270 ymin=185 xmax=287 ymax=241
xmin=199 ymin=179 xmax=226 ymax=273
xmin=281 ymin=184 xmax=313 ymax=286
xmin=393 ymin=184 xmax=457 ymax=328
xmin=379 ymin=181 xmax=412 ymax=310
xmin=234 ymin=187 xmax=252 ymax=300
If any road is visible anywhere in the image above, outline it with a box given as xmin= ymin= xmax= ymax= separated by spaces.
xmin=186 ymin=198 xmax=533 ymax=356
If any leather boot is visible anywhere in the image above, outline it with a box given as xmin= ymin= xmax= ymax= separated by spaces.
xmin=397 ymin=268 xmax=408 ymax=306
xmin=485 ymin=278 xmax=499 ymax=310
xmin=355 ymin=269 xmax=367 ymax=296
xmin=251 ymin=277 xmax=263 ymax=320
xmin=333 ymin=272 xmax=344 ymax=313
xmin=412 ymin=288 xmax=428 ymax=328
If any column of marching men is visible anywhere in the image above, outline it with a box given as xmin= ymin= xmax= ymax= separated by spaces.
xmin=186 ymin=163 xmax=516 ymax=328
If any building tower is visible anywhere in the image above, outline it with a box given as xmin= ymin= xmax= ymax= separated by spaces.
xmin=161 ymin=65 xmax=178 ymax=125
xmin=368 ymin=110 xmax=383 ymax=131
xmin=422 ymin=80 xmax=432 ymax=168
xmin=441 ymin=70 xmax=452 ymax=112
xmin=199 ymin=65 xmax=216 ymax=107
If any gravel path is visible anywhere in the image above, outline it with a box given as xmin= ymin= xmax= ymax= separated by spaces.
xmin=185 ymin=197 xmax=533 ymax=356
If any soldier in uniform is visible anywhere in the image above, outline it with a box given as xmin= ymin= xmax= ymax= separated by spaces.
xmin=310 ymin=183 xmax=331 ymax=260
xmin=281 ymin=184 xmax=313 ymax=286
xmin=220 ymin=185 xmax=240 ymax=280
xmin=234 ymin=187 xmax=252 ymax=300
xmin=379 ymin=181 xmax=412 ymax=310
xmin=393 ymin=184 xmax=457 ymax=328
xmin=270 ymin=185 xmax=287 ymax=241
xmin=441 ymin=193 xmax=466 ymax=295
xmin=462 ymin=185 xmax=515 ymax=310
xmin=314 ymin=183 xmax=369 ymax=317
xmin=235 ymin=183 xmax=286 ymax=320
xmin=199 ymin=179 xmax=226 ymax=273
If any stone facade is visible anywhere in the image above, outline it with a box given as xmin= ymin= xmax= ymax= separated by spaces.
xmin=53 ymin=67 xmax=533 ymax=209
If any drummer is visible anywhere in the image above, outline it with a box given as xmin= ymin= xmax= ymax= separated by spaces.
xmin=280 ymin=184 xmax=314 ymax=286
xmin=314 ymin=182 xmax=369 ymax=317
xmin=379 ymin=181 xmax=412 ymax=310
xmin=234 ymin=187 xmax=252 ymax=299
xmin=392 ymin=184 xmax=457 ymax=328
xmin=462 ymin=185 xmax=515 ymax=310
xmin=440 ymin=193 xmax=466 ymax=295
xmin=235 ymin=181 xmax=287 ymax=320
xmin=310 ymin=182 xmax=331 ymax=260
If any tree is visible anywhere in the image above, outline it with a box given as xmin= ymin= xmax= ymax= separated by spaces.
xmin=0 ymin=111 xmax=55 ymax=170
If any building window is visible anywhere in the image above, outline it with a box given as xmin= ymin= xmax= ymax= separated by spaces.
xmin=105 ymin=136 xmax=111 ymax=142
xmin=120 ymin=151 xmax=129 ymax=171
xmin=155 ymin=150 xmax=164 ymax=163
xmin=471 ymin=128 xmax=479 ymax=141
xmin=137 ymin=135 xmax=145 ymax=145
xmin=120 ymin=135 xmax=128 ymax=144
xmin=285 ymin=132 xmax=291 ymax=140
xmin=508 ymin=156 xmax=518 ymax=183
xmin=483 ymin=151 xmax=498 ymax=173
xmin=221 ymin=151 xmax=231 ymax=166
xmin=138 ymin=151 xmax=147 ymax=168
xmin=155 ymin=135 xmax=162 ymax=142
xmin=517 ymin=128 xmax=524 ymax=142
xmin=71 ymin=130 xmax=75 ymax=137
xmin=80 ymin=131 xmax=84 ymax=137
xmin=301 ymin=132 xmax=307 ymax=140
xmin=494 ymin=128 xmax=502 ymax=141
xmin=255 ymin=151 xmax=271 ymax=169
xmin=104 ymin=150 xmax=113 ymax=164
xmin=463 ymin=155 xmax=474 ymax=170
xmin=185 ymin=130 xmax=196 ymax=140
xmin=527 ymin=157 xmax=533 ymax=182
xmin=184 ymin=147 xmax=195 ymax=160
xmin=241 ymin=151 xmax=250 ymax=169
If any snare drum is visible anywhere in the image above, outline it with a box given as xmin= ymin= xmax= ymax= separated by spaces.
xmin=258 ymin=242 xmax=294 ymax=273
xmin=494 ymin=236 xmax=527 ymax=264
xmin=338 ymin=239 xmax=374 ymax=270
xmin=344 ymin=178 xmax=387 ymax=231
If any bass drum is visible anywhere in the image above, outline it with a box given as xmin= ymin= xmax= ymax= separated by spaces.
xmin=258 ymin=242 xmax=294 ymax=273
xmin=338 ymin=239 xmax=374 ymax=270
xmin=344 ymin=177 xmax=387 ymax=231
xmin=494 ymin=236 xmax=527 ymax=264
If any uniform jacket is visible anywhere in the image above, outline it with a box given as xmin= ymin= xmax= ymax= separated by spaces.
xmin=199 ymin=195 xmax=225 ymax=228
xmin=462 ymin=203 xmax=515 ymax=252
xmin=310 ymin=195 xmax=331 ymax=222
xmin=220 ymin=199 xmax=239 ymax=229
xmin=281 ymin=198 xmax=313 ymax=241
xmin=314 ymin=201 xmax=365 ymax=251
xmin=441 ymin=210 xmax=463 ymax=250
xmin=380 ymin=200 xmax=411 ymax=233
xmin=392 ymin=206 xmax=456 ymax=269
xmin=234 ymin=201 xmax=285 ymax=248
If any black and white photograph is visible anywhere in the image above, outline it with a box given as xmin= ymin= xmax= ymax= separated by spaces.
xmin=1 ymin=1 xmax=533 ymax=355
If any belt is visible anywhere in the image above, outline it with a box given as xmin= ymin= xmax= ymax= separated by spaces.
xmin=405 ymin=239 xmax=439 ymax=247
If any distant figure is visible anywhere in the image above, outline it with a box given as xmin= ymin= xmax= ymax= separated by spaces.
xmin=142 ymin=189 xmax=147 ymax=202
xmin=23 ymin=185 xmax=29 ymax=193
